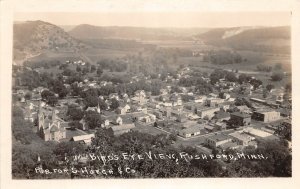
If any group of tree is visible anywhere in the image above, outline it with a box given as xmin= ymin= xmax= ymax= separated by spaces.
xmin=41 ymin=90 xmax=58 ymax=106
xmin=97 ymin=59 xmax=127 ymax=72
xmin=204 ymin=50 xmax=244 ymax=65
xmin=271 ymin=71 xmax=284 ymax=81
xmin=257 ymin=65 xmax=272 ymax=72
xmin=210 ymin=69 xmax=238 ymax=85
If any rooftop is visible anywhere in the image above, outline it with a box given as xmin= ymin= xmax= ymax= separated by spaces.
xmin=231 ymin=112 xmax=251 ymax=118
xmin=208 ymin=133 xmax=231 ymax=142
xmin=181 ymin=124 xmax=204 ymax=134
xmin=229 ymin=132 xmax=253 ymax=142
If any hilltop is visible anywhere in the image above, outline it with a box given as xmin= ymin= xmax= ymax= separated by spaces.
xmin=13 ymin=20 xmax=89 ymax=63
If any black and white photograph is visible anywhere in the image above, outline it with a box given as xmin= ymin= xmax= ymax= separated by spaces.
xmin=1 ymin=0 xmax=300 ymax=188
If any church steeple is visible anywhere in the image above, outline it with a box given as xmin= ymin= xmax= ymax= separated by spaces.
xmin=97 ymin=102 xmax=101 ymax=114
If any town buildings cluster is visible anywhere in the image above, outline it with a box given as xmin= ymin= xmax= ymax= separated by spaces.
xmin=13 ymin=63 xmax=292 ymax=152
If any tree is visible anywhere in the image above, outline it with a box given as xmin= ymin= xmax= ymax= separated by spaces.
xmin=83 ymin=95 xmax=98 ymax=108
xmin=168 ymin=133 xmax=177 ymax=142
xmin=24 ymin=92 xmax=32 ymax=100
xmin=51 ymin=80 xmax=69 ymax=98
xmin=53 ymin=141 xmax=85 ymax=157
xmin=85 ymin=111 xmax=102 ymax=129
xmin=41 ymin=90 xmax=58 ymax=106
xmin=250 ymin=78 xmax=263 ymax=90
xmin=271 ymin=72 xmax=284 ymax=81
xmin=110 ymin=98 xmax=120 ymax=110
xmin=62 ymin=68 xmax=73 ymax=76
xmin=76 ymin=66 xmax=82 ymax=72
xmin=67 ymin=105 xmax=84 ymax=121
xmin=263 ymin=89 xmax=269 ymax=98
xmin=266 ymin=84 xmax=275 ymax=92
xmin=96 ymin=67 xmax=103 ymax=76
xmin=98 ymin=99 xmax=108 ymax=110
xmin=225 ymin=72 xmax=238 ymax=82
xmin=90 ymin=65 xmax=96 ymax=73
xmin=285 ymin=83 xmax=292 ymax=93
xmin=238 ymin=74 xmax=251 ymax=84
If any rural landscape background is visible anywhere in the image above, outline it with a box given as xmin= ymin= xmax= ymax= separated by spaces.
xmin=12 ymin=13 xmax=292 ymax=179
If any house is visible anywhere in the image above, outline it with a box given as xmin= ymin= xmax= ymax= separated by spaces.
xmin=24 ymin=107 xmax=37 ymax=122
xmin=37 ymin=105 xmax=66 ymax=142
xmin=33 ymin=87 xmax=46 ymax=94
xmin=275 ymin=93 xmax=284 ymax=104
xmin=79 ymin=119 xmax=88 ymax=130
xmin=101 ymin=119 xmax=110 ymax=127
xmin=250 ymin=98 xmax=266 ymax=104
xmin=170 ymin=93 xmax=182 ymax=106
xmin=133 ymin=112 xmax=155 ymax=123
xmin=148 ymin=102 xmax=161 ymax=109
xmin=243 ymin=127 xmax=272 ymax=138
xmin=116 ymin=104 xmax=130 ymax=115
xmin=159 ymin=94 xmax=169 ymax=102
xmin=111 ymin=124 xmax=135 ymax=135
xmin=197 ymin=107 xmax=220 ymax=120
xmin=131 ymin=105 xmax=147 ymax=113
xmin=102 ymin=115 xmax=123 ymax=126
xmin=109 ymin=93 xmax=119 ymax=100
xmin=209 ymin=93 xmax=218 ymax=98
xmin=132 ymin=90 xmax=147 ymax=105
xmin=194 ymin=95 xmax=207 ymax=103
xmin=232 ymin=105 xmax=252 ymax=114
xmin=86 ymin=106 xmax=100 ymax=112
xmin=229 ymin=132 xmax=254 ymax=146
xmin=206 ymin=98 xmax=224 ymax=107
xmin=252 ymin=110 xmax=280 ymax=122
xmin=114 ymin=116 xmax=123 ymax=125
xmin=205 ymin=134 xmax=232 ymax=148
xmin=152 ymin=110 xmax=163 ymax=119
xmin=176 ymin=113 xmax=188 ymax=122
xmin=214 ymin=122 xmax=227 ymax=130
xmin=179 ymin=124 xmax=205 ymax=138
xmin=204 ymin=124 xmax=216 ymax=132
xmin=134 ymin=90 xmax=146 ymax=98
xmin=230 ymin=112 xmax=251 ymax=126
xmin=160 ymin=88 xmax=169 ymax=95
xmin=220 ymin=93 xmax=230 ymax=100
xmin=187 ymin=113 xmax=200 ymax=120
xmin=219 ymin=101 xmax=233 ymax=112
xmin=70 ymin=134 xmax=95 ymax=145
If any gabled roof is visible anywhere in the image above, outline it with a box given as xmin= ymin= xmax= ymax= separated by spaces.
xmin=50 ymin=125 xmax=59 ymax=132
xmin=72 ymin=134 xmax=95 ymax=142
xmin=181 ymin=124 xmax=204 ymax=134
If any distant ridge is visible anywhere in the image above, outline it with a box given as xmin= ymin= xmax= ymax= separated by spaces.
xmin=196 ymin=26 xmax=290 ymax=54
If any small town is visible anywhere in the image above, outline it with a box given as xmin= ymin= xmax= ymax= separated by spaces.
xmin=13 ymin=59 xmax=292 ymax=158
xmin=10 ymin=15 xmax=292 ymax=179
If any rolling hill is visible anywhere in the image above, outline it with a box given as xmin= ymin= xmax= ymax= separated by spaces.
xmin=13 ymin=20 xmax=89 ymax=63
xmin=68 ymin=24 xmax=209 ymax=40
xmin=196 ymin=26 xmax=291 ymax=54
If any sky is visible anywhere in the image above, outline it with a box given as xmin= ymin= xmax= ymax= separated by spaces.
xmin=14 ymin=12 xmax=290 ymax=28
